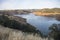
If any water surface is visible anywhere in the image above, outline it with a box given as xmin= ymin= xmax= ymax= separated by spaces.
xmin=15 ymin=13 xmax=60 ymax=35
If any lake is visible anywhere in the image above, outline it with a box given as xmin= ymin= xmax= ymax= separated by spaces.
xmin=15 ymin=13 xmax=60 ymax=35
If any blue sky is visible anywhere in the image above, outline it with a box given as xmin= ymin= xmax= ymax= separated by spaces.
xmin=0 ymin=0 xmax=60 ymax=10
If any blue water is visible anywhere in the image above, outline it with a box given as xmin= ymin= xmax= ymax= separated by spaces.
xmin=15 ymin=13 xmax=60 ymax=35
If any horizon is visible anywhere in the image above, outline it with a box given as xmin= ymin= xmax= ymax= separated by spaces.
xmin=0 ymin=7 xmax=60 ymax=10
xmin=0 ymin=0 xmax=60 ymax=10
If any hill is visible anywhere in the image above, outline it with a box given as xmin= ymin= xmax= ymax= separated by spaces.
xmin=33 ymin=8 xmax=60 ymax=16
xmin=0 ymin=14 xmax=41 ymax=33
xmin=0 ymin=25 xmax=49 ymax=40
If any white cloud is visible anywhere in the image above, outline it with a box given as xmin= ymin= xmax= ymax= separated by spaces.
xmin=0 ymin=0 xmax=60 ymax=10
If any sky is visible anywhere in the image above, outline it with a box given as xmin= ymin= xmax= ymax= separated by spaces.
xmin=0 ymin=0 xmax=60 ymax=10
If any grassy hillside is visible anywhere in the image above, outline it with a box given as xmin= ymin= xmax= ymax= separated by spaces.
xmin=0 ymin=11 xmax=56 ymax=40
xmin=0 ymin=25 xmax=49 ymax=40
xmin=0 ymin=14 xmax=47 ymax=40
xmin=0 ymin=14 xmax=41 ymax=33
xmin=33 ymin=8 xmax=60 ymax=16
xmin=0 ymin=10 xmax=31 ymax=15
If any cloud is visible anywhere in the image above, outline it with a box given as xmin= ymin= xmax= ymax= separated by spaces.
xmin=0 ymin=0 xmax=60 ymax=10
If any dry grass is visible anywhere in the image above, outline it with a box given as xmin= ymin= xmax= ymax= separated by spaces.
xmin=33 ymin=12 xmax=60 ymax=16
xmin=0 ymin=25 xmax=53 ymax=40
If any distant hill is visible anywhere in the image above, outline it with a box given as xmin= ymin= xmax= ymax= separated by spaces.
xmin=33 ymin=8 xmax=60 ymax=16
xmin=0 ymin=10 xmax=32 ymax=15
xmin=0 ymin=8 xmax=60 ymax=16
xmin=34 ymin=8 xmax=60 ymax=13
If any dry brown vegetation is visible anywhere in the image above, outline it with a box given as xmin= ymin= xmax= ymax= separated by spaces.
xmin=0 ymin=25 xmax=50 ymax=40
xmin=33 ymin=8 xmax=60 ymax=16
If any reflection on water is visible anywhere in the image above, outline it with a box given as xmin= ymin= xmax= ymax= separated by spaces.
xmin=15 ymin=13 xmax=60 ymax=35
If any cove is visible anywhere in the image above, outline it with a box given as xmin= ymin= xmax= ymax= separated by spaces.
xmin=15 ymin=13 xmax=60 ymax=35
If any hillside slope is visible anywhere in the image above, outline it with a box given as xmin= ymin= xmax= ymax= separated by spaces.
xmin=0 ymin=25 xmax=49 ymax=40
